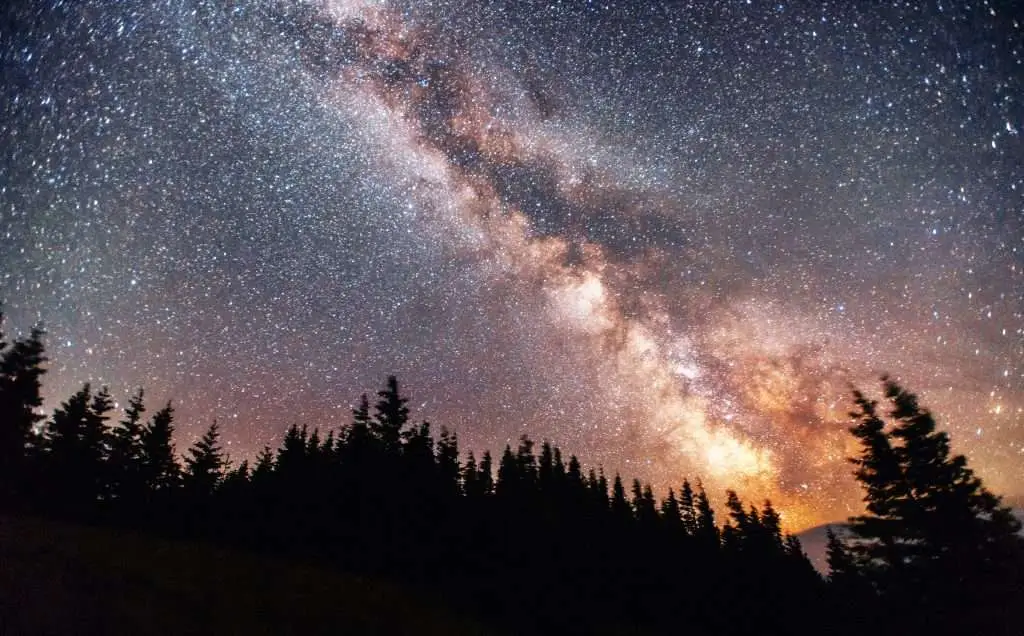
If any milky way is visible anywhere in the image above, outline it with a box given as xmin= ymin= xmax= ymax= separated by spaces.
xmin=1 ymin=0 xmax=1021 ymax=528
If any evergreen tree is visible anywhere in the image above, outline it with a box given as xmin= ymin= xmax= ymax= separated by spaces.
xmin=760 ymin=500 xmax=784 ymax=550
xmin=42 ymin=384 xmax=94 ymax=508
xmin=462 ymin=451 xmax=481 ymax=498
xmin=496 ymin=444 xmax=519 ymax=498
xmin=477 ymin=450 xmax=494 ymax=496
xmin=220 ymin=460 xmax=250 ymax=500
xmin=632 ymin=479 xmax=658 ymax=526
xmin=847 ymin=388 xmax=908 ymax=575
xmin=595 ymin=468 xmax=610 ymax=510
xmin=0 ymin=320 xmax=47 ymax=502
xmin=252 ymin=445 xmax=275 ymax=485
xmin=825 ymin=526 xmax=858 ymax=586
xmin=403 ymin=421 xmax=435 ymax=479
xmin=183 ymin=421 xmax=225 ymax=497
xmin=42 ymin=384 xmax=113 ymax=508
xmin=694 ymin=481 xmax=720 ymax=549
xmin=783 ymin=534 xmax=814 ymax=571
xmin=515 ymin=435 xmax=538 ymax=491
xmin=566 ymin=455 xmax=583 ymax=491
xmin=552 ymin=446 xmax=566 ymax=486
xmin=846 ymin=379 xmax=1024 ymax=631
xmin=679 ymin=478 xmax=697 ymax=536
xmin=660 ymin=488 xmax=683 ymax=531
xmin=107 ymin=388 xmax=146 ymax=501
xmin=610 ymin=473 xmax=631 ymax=520
xmin=373 ymin=375 xmax=408 ymax=453
xmin=721 ymin=521 xmax=740 ymax=553
xmin=139 ymin=402 xmax=179 ymax=492
xmin=345 ymin=393 xmax=373 ymax=451
xmin=84 ymin=385 xmax=114 ymax=498
xmin=725 ymin=490 xmax=750 ymax=539
xmin=306 ymin=427 xmax=322 ymax=459
xmin=276 ymin=423 xmax=309 ymax=476
xmin=436 ymin=426 xmax=460 ymax=496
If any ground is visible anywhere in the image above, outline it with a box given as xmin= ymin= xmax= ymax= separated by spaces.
xmin=0 ymin=515 xmax=494 ymax=635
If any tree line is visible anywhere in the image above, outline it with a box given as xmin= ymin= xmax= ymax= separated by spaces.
xmin=0 ymin=312 xmax=1020 ymax=634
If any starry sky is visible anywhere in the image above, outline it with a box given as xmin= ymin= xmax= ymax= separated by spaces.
xmin=1 ymin=0 xmax=1021 ymax=529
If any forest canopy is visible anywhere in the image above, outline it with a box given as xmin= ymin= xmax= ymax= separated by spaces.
xmin=0 ymin=313 xmax=1020 ymax=635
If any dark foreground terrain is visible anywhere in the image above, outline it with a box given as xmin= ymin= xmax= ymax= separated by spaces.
xmin=0 ymin=515 xmax=494 ymax=635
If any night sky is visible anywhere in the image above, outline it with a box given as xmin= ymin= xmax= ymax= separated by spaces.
xmin=1 ymin=0 xmax=1021 ymax=529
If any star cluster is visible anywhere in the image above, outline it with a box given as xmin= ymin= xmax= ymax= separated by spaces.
xmin=1 ymin=0 xmax=1021 ymax=528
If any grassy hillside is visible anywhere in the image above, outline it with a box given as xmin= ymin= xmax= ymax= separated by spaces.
xmin=0 ymin=515 xmax=495 ymax=635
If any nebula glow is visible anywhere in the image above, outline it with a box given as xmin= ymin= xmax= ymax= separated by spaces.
xmin=1 ymin=0 xmax=1021 ymax=529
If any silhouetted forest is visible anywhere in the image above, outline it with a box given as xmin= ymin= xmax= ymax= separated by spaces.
xmin=1 ymin=313 xmax=1021 ymax=635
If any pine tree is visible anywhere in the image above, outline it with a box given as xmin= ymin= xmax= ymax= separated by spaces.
xmin=515 ymin=435 xmax=538 ymax=491
xmin=436 ymin=426 xmax=460 ymax=497
xmin=41 ymin=383 xmax=113 ymax=508
xmin=631 ymin=478 xmax=644 ymax=516
xmin=846 ymin=379 xmax=1024 ymax=630
xmin=220 ymin=460 xmax=250 ymax=500
xmin=496 ymin=444 xmax=519 ymax=498
xmin=725 ymin=490 xmax=749 ymax=537
xmin=346 ymin=393 xmax=373 ymax=449
xmin=661 ymin=488 xmax=683 ymax=531
xmin=694 ymin=481 xmax=720 ymax=549
xmin=107 ymin=388 xmax=146 ymax=501
xmin=42 ymin=384 xmax=94 ymax=508
xmin=595 ymin=468 xmax=610 ymax=510
xmin=825 ymin=526 xmax=857 ymax=586
xmin=847 ymin=388 xmax=908 ymax=576
xmin=403 ymin=421 xmax=434 ymax=479
xmin=610 ymin=473 xmax=631 ymax=520
xmin=721 ymin=521 xmax=740 ymax=552
xmin=183 ymin=421 xmax=225 ymax=497
xmin=276 ymin=423 xmax=309 ymax=476
xmin=631 ymin=480 xmax=658 ymax=526
xmin=83 ymin=385 xmax=114 ymax=499
xmin=760 ymin=500 xmax=784 ymax=550
xmin=679 ymin=478 xmax=697 ymax=536
xmin=252 ymin=445 xmax=275 ymax=484
xmin=477 ymin=450 xmax=494 ymax=496
xmin=373 ymin=375 xmax=408 ymax=453
xmin=552 ymin=446 xmax=566 ymax=486
xmin=0 ymin=320 xmax=47 ymax=503
xmin=306 ymin=427 xmax=322 ymax=459
xmin=566 ymin=455 xmax=583 ymax=491
xmin=463 ymin=451 xmax=481 ymax=498
xmin=139 ymin=402 xmax=179 ymax=492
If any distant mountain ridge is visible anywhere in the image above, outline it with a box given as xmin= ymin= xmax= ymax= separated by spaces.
xmin=797 ymin=508 xmax=1024 ymax=575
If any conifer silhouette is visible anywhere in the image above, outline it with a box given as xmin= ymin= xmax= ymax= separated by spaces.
xmin=0 ymin=318 xmax=46 ymax=505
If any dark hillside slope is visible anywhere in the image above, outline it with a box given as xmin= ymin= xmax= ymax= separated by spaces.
xmin=0 ymin=515 xmax=493 ymax=635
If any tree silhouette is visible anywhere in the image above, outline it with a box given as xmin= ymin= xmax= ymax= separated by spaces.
xmin=0 ymin=319 xmax=46 ymax=505
xmin=106 ymin=388 xmax=146 ymax=502
xmin=610 ymin=473 xmax=631 ymax=520
xmin=436 ymin=426 xmax=460 ymax=496
xmin=42 ymin=384 xmax=94 ymax=510
xmin=679 ymin=478 xmax=697 ymax=536
xmin=693 ymin=481 xmax=720 ymax=550
xmin=476 ymin=449 xmax=494 ymax=496
xmin=10 ymin=352 xmax=1024 ymax=636
xmin=760 ymin=500 xmax=783 ymax=550
xmin=41 ymin=384 xmax=113 ymax=511
xmin=373 ymin=375 xmax=408 ymax=453
xmin=139 ymin=402 xmax=179 ymax=493
xmin=496 ymin=444 xmax=519 ymax=499
xmin=846 ymin=378 xmax=1024 ymax=633
xmin=660 ymin=488 xmax=683 ymax=532
xmin=825 ymin=526 xmax=857 ymax=586
xmin=183 ymin=420 xmax=226 ymax=497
